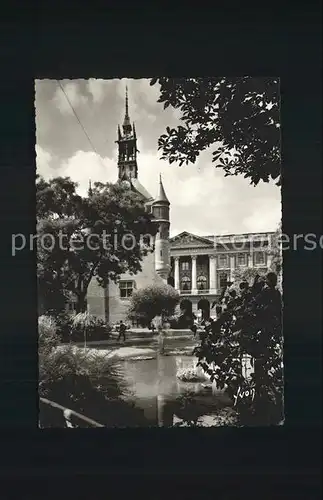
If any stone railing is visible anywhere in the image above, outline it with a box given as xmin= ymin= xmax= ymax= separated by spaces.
xmin=39 ymin=397 xmax=104 ymax=428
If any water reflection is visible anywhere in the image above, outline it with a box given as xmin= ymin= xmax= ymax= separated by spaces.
xmin=117 ymin=354 xmax=231 ymax=427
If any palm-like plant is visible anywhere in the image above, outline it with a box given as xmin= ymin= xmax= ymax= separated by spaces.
xmin=71 ymin=312 xmax=93 ymax=347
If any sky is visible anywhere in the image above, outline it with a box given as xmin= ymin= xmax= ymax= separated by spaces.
xmin=35 ymin=78 xmax=281 ymax=238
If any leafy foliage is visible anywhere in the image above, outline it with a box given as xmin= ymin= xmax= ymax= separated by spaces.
xmin=176 ymin=366 xmax=208 ymax=383
xmin=232 ymin=224 xmax=282 ymax=293
xmin=71 ymin=312 xmax=110 ymax=343
xmin=53 ymin=310 xmax=75 ymax=342
xmin=268 ymin=222 xmax=283 ymax=280
xmin=127 ymin=284 xmax=180 ymax=325
xmin=194 ymin=272 xmax=283 ymax=426
xmin=150 ymin=77 xmax=281 ymax=186
xmin=37 ymin=176 xmax=158 ymax=314
xmin=38 ymin=315 xmax=61 ymax=355
xmin=231 ymin=267 xmax=267 ymax=293
xmin=39 ymin=342 xmax=147 ymax=428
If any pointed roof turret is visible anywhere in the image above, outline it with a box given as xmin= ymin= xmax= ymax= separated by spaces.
xmin=153 ymin=174 xmax=170 ymax=205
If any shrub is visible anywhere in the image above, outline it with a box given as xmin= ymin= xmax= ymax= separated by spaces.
xmin=39 ymin=344 xmax=147 ymax=428
xmin=55 ymin=311 xmax=75 ymax=343
xmin=70 ymin=312 xmax=110 ymax=343
xmin=172 ymin=391 xmax=205 ymax=426
xmin=176 ymin=367 xmax=208 ymax=383
xmin=38 ymin=315 xmax=60 ymax=354
xmin=167 ymin=314 xmax=184 ymax=329
xmin=194 ymin=272 xmax=283 ymax=426
xmin=128 ymin=284 xmax=180 ymax=325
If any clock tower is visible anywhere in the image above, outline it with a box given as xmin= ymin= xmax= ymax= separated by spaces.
xmin=116 ymin=87 xmax=139 ymax=182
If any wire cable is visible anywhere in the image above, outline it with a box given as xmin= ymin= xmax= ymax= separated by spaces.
xmin=56 ymin=80 xmax=107 ymax=171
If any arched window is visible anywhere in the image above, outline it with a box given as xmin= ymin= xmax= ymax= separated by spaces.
xmin=254 ymin=251 xmax=266 ymax=265
xmin=197 ymin=275 xmax=207 ymax=292
xmin=218 ymin=255 xmax=228 ymax=268
xmin=181 ymin=260 xmax=190 ymax=271
xmin=237 ymin=253 xmax=247 ymax=266
xmin=181 ymin=276 xmax=191 ymax=291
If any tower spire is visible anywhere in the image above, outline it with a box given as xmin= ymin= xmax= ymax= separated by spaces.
xmin=125 ymin=86 xmax=129 ymax=119
xmin=155 ymin=173 xmax=170 ymax=204
xmin=88 ymin=179 xmax=93 ymax=197
xmin=152 ymin=174 xmax=170 ymax=282
xmin=122 ymin=85 xmax=131 ymax=134
xmin=117 ymin=87 xmax=138 ymax=180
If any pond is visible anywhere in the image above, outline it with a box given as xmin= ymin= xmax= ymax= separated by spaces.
xmin=115 ymin=353 xmax=233 ymax=427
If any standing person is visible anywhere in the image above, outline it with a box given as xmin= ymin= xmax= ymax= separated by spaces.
xmin=117 ymin=320 xmax=127 ymax=343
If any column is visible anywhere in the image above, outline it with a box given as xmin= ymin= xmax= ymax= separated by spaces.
xmin=174 ymin=257 xmax=180 ymax=290
xmin=191 ymin=255 xmax=197 ymax=294
xmin=248 ymin=253 xmax=253 ymax=268
xmin=209 ymin=255 xmax=217 ymax=294
xmin=230 ymin=255 xmax=235 ymax=282
xmin=267 ymin=253 xmax=272 ymax=270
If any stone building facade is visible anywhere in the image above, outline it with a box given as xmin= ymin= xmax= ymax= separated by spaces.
xmin=86 ymin=89 xmax=171 ymax=324
xmin=168 ymin=231 xmax=274 ymax=321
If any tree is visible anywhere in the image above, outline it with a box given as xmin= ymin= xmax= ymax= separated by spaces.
xmin=268 ymin=222 xmax=282 ymax=277
xmin=127 ymin=284 xmax=180 ymax=326
xmin=151 ymin=77 xmax=281 ymax=186
xmin=37 ymin=176 xmax=158 ymax=314
xmin=232 ymin=267 xmax=267 ymax=287
xmin=230 ymin=223 xmax=282 ymax=293
xmin=194 ymin=272 xmax=283 ymax=426
xmin=36 ymin=174 xmax=82 ymax=219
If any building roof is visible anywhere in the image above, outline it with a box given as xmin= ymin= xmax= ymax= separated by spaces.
xmin=170 ymin=231 xmax=275 ymax=249
xmin=153 ymin=175 xmax=170 ymax=204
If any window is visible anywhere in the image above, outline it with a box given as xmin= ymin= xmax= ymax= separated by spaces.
xmin=181 ymin=276 xmax=191 ymax=291
xmin=181 ymin=261 xmax=190 ymax=271
xmin=252 ymin=239 xmax=268 ymax=248
xmin=159 ymin=226 xmax=168 ymax=239
xmin=254 ymin=252 xmax=266 ymax=265
xmin=219 ymin=272 xmax=229 ymax=289
xmin=218 ymin=255 xmax=228 ymax=268
xmin=237 ymin=253 xmax=247 ymax=266
xmin=65 ymin=301 xmax=76 ymax=313
xmin=119 ymin=280 xmax=135 ymax=298
xmin=197 ymin=275 xmax=207 ymax=293
xmin=142 ymin=235 xmax=151 ymax=246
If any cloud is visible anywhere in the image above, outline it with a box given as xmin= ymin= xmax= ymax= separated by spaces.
xmin=52 ymin=80 xmax=88 ymax=115
xmin=36 ymin=78 xmax=281 ymax=238
xmin=35 ymin=144 xmax=53 ymax=174
xmin=42 ymin=151 xmax=116 ymax=197
xmin=36 ymin=144 xmax=281 ymax=238
xmin=115 ymin=78 xmax=160 ymax=124
xmin=242 ymin=199 xmax=281 ymax=233
xmin=87 ymin=79 xmax=112 ymax=104
xmin=137 ymin=151 xmax=225 ymax=210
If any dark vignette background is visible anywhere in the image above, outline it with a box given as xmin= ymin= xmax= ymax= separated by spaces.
xmin=0 ymin=1 xmax=321 ymax=496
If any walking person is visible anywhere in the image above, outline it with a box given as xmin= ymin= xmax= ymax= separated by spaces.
xmin=117 ymin=320 xmax=127 ymax=343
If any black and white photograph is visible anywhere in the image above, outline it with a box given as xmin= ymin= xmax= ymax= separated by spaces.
xmin=35 ymin=77 xmax=283 ymax=428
